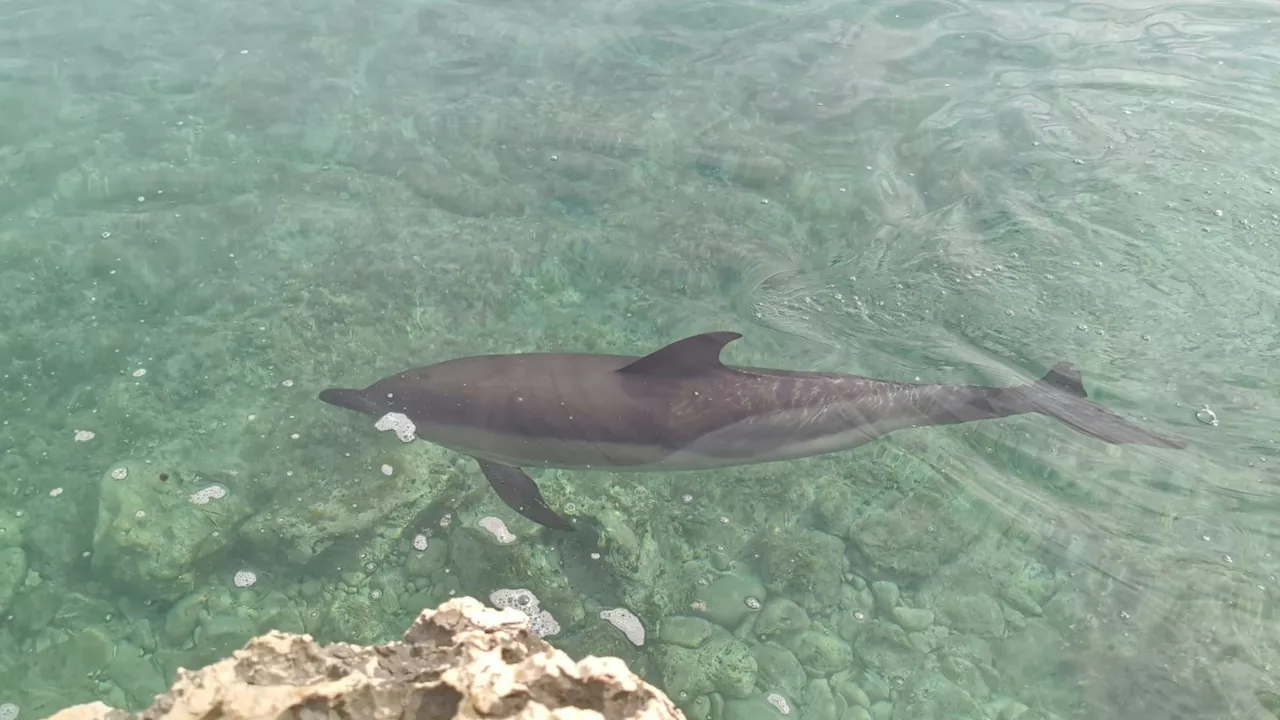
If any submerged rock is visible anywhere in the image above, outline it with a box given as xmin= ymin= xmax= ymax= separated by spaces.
xmin=659 ymin=614 xmax=716 ymax=648
xmin=0 ymin=547 xmax=27 ymax=615
xmin=90 ymin=460 xmax=250 ymax=601
xmin=757 ymin=528 xmax=845 ymax=614
xmin=849 ymin=488 xmax=988 ymax=578
xmin=655 ymin=626 xmax=759 ymax=699
xmin=754 ymin=597 xmax=810 ymax=639
xmin=693 ymin=570 xmax=767 ymax=630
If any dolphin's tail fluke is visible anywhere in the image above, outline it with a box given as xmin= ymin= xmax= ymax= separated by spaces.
xmin=1018 ymin=363 xmax=1186 ymax=449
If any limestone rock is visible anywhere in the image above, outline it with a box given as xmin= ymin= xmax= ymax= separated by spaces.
xmin=90 ymin=460 xmax=250 ymax=601
xmin=849 ymin=489 xmax=988 ymax=578
xmin=753 ymin=597 xmax=810 ymax=639
xmin=44 ymin=596 xmax=684 ymax=720
xmin=757 ymin=528 xmax=845 ymax=614
xmin=691 ymin=571 xmax=767 ymax=630
xmin=654 ymin=627 xmax=758 ymax=700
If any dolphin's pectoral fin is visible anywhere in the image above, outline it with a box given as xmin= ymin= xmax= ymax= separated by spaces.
xmin=475 ymin=459 xmax=576 ymax=531
xmin=617 ymin=331 xmax=743 ymax=377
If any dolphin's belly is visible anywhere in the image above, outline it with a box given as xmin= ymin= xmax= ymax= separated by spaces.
xmin=416 ymin=420 xmax=676 ymax=470
xmin=422 ymin=407 xmax=901 ymax=472
xmin=635 ymin=411 xmax=890 ymax=471
xmin=407 ymin=362 xmax=928 ymax=471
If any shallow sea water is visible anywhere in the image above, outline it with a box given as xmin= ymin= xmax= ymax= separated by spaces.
xmin=1 ymin=0 xmax=1279 ymax=718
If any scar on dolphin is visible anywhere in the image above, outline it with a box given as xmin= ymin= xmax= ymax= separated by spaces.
xmin=320 ymin=331 xmax=1185 ymax=531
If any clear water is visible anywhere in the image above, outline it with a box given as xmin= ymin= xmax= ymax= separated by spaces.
xmin=1 ymin=0 xmax=1278 ymax=717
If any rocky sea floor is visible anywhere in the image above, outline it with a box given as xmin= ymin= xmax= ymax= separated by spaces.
xmin=2 ymin=398 xmax=1273 ymax=720
xmin=3 ymin=0 xmax=1280 ymax=717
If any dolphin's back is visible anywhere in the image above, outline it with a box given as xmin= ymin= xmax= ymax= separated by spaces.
xmin=328 ymin=331 xmax=1185 ymax=475
xmin=366 ymin=353 xmax=686 ymax=468
xmin=369 ymin=352 xmax=865 ymax=470
xmin=318 ymin=331 xmax=1186 ymax=531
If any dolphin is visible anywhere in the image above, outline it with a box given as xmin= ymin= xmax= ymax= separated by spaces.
xmin=319 ymin=331 xmax=1185 ymax=531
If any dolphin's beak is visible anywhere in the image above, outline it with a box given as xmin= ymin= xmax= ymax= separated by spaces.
xmin=319 ymin=388 xmax=381 ymax=415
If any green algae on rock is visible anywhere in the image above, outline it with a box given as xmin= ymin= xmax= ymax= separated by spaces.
xmin=753 ymin=596 xmax=810 ymax=639
xmin=654 ymin=625 xmax=759 ymax=701
xmin=90 ymin=460 xmax=250 ymax=602
xmin=756 ymin=527 xmax=846 ymax=614
xmin=691 ymin=570 xmax=767 ymax=630
xmin=0 ymin=547 xmax=27 ymax=616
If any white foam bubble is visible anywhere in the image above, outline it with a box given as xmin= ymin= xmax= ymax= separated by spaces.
xmin=529 ymin=609 xmax=561 ymax=637
xmin=479 ymin=516 xmax=516 ymax=544
xmin=600 ymin=607 xmax=645 ymax=646
xmin=489 ymin=588 xmax=560 ymax=637
xmin=374 ymin=412 xmax=416 ymax=443
xmin=490 ymin=588 xmax=538 ymax=611
xmin=189 ymin=484 xmax=228 ymax=505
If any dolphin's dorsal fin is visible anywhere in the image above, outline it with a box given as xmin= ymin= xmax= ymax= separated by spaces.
xmin=1038 ymin=362 xmax=1086 ymax=397
xmin=617 ymin=331 xmax=742 ymax=377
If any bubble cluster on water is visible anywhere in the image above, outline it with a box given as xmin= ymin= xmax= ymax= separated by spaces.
xmin=600 ymin=607 xmax=645 ymax=646
xmin=479 ymin=516 xmax=516 ymax=544
xmin=489 ymin=588 xmax=560 ymax=637
xmin=1196 ymin=406 xmax=1219 ymax=426
xmin=374 ymin=412 xmax=417 ymax=443
xmin=189 ymin=484 xmax=228 ymax=505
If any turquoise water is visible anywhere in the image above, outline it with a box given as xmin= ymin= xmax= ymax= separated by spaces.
xmin=1 ymin=0 xmax=1279 ymax=717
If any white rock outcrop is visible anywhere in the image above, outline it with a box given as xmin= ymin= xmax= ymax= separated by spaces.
xmin=43 ymin=596 xmax=683 ymax=720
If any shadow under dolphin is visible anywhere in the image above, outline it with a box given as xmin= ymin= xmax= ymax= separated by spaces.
xmin=319 ymin=331 xmax=1185 ymax=531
